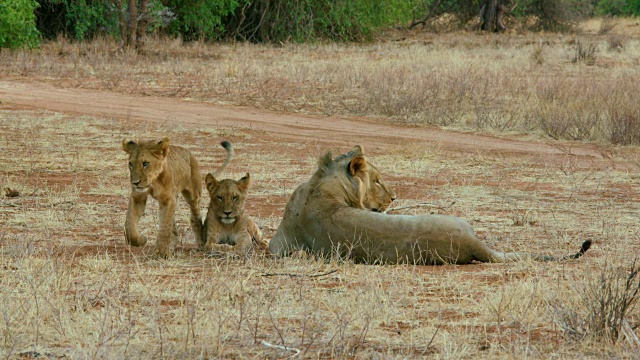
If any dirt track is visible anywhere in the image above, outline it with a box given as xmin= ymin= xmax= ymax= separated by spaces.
xmin=0 ymin=80 xmax=605 ymax=160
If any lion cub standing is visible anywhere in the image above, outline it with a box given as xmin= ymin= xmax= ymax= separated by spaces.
xmin=122 ymin=138 xmax=232 ymax=258
xmin=203 ymin=154 xmax=268 ymax=256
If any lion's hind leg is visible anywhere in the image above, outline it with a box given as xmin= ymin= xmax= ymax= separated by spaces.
xmin=182 ymin=187 xmax=204 ymax=247
xmin=248 ymin=218 xmax=269 ymax=254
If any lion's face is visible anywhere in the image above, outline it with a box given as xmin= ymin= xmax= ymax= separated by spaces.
xmin=122 ymin=138 xmax=170 ymax=192
xmin=206 ymin=173 xmax=250 ymax=225
xmin=331 ymin=146 xmax=396 ymax=212
xmin=365 ymin=164 xmax=396 ymax=213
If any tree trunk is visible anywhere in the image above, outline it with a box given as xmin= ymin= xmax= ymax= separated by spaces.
xmin=480 ymin=0 xmax=498 ymax=31
xmin=136 ymin=0 xmax=150 ymax=47
xmin=127 ymin=0 xmax=137 ymax=47
xmin=480 ymin=0 xmax=517 ymax=32
xmin=114 ymin=0 xmax=127 ymax=44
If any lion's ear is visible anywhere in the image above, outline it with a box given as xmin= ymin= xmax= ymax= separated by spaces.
xmin=319 ymin=151 xmax=333 ymax=168
xmin=348 ymin=145 xmax=364 ymax=157
xmin=155 ymin=137 xmax=170 ymax=158
xmin=237 ymin=173 xmax=251 ymax=193
xmin=348 ymin=155 xmax=368 ymax=176
xmin=316 ymin=151 xmax=334 ymax=176
xmin=122 ymin=138 xmax=137 ymax=154
xmin=205 ymin=173 xmax=218 ymax=193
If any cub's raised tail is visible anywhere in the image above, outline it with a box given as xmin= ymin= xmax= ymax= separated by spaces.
xmin=212 ymin=141 xmax=234 ymax=178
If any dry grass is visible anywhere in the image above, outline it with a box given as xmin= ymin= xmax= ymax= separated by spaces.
xmin=1 ymin=107 xmax=639 ymax=358
xmin=2 ymin=18 xmax=640 ymax=358
xmin=2 ymin=18 xmax=640 ymax=143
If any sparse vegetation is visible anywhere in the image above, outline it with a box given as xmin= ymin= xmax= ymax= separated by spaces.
xmin=571 ymin=37 xmax=599 ymax=64
xmin=1 ymin=17 xmax=640 ymax=358
xmin=553 ymin=259 xmax=640 ymax=344
xmin=3 ymin=20 xmax=640 ymax=144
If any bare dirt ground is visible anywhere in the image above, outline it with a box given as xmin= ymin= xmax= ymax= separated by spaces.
xmin=0 ymin=79 xmax=607 ymax=159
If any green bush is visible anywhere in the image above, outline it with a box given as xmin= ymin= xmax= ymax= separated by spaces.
xmin=595 ymin=0 xmax=640 ymax=16
xmin=65 ymin=0 xmax=118 ymax=40
xmin=0 ymin=0 xmax=40 ymax=49
xmin=165 ymin=0 xmax=244 ymax=40
xmin=225 ymin=0 xmax=417 ymax=42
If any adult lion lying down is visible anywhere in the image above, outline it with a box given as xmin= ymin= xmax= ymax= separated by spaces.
xmin=269 ymin=146 xmax=591 ymax=265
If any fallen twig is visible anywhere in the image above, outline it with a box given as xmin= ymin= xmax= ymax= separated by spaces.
xmin=262 ymin=269 xmax=337 ymax=278
xmin=52 ymin=200 xmax=75 ymax=207
xmin=261 ymin=340 xmax=301 ymax=358
xmin=425 ymin=322 xmax=441 ymax=353
xmin=621 ymin=318 xmax=640 ymax=350
xmin=386 ymin=201 xmax=455 ymax=213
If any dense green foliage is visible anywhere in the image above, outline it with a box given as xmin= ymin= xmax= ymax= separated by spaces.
xmin=165 ymin=0 xmax=243 ymax=40
xmin=595 ymin=0 xmax=640 ymax=16
xmin=0 ymin=0 xmax=40 ymax=49
xmin=226 ymin=0 xmax=416 ymax=42
xmin=32 ymin=0 xmax=416 ymax=42
xmin=64 ymin=0 xmax=117 ymax=40
xmin=0 ymin=0 xmax=637 ymax=48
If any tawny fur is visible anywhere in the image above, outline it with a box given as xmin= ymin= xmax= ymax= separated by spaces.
xmin=269 ymin=146 xmax=591 ymax=265
xmin=121 ymin=137 xmax=232 ymax=258
xmin=203 ymin=171 xmax=268 ymax=256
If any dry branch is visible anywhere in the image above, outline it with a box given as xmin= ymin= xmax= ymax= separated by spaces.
xmin=386 ymin=201 xmax=455 ymax=213
xmin=261 ymin=340 xmax=301 ymax=357
xmin=261 ymin=269 xmax=338 ymax=278
xmin=621 ymin=319 xmax=640 ymax=350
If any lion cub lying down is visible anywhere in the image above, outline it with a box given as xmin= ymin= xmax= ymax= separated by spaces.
xmin=202 ymin=153 xmax=268 ymax=256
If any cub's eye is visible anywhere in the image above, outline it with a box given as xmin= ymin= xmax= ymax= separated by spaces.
xmin=375 ymin=179 xmax=382 ymax=186
xmin=216 ymin=196 xmax=223 ymax=201
xmin=142 ymin=161 xmax=149 ymax=168
xmin=233 ymin=195 xmax=239 ymax=201
xmin=128 ymin=162 xmax=133 ymax=169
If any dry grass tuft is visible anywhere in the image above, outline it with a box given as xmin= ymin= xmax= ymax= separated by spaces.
xmin=571 ymin=38 xmax=598 ymax=65
xmin=607 ymin=34 xmax=626 ymax=52
xmin=553 ymin=258 xmax=640 ymax=345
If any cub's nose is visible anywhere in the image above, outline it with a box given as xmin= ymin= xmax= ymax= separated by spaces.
xmin=132 ymin=180 xmax=141 ymax=186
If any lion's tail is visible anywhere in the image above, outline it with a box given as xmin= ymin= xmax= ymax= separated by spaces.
xmin=487 ymin=240 xmax=592 ymax=262
xmin=212 ymin=141 xmax=234 ymax=178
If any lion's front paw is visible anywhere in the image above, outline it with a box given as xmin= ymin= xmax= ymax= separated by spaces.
xmin=127 ymin=234 xmax=147 ymax=247
xmin=154 ymin=246 xmax=173 ymax=259
xmin=198 ymin=242 xmax=208 ymax=251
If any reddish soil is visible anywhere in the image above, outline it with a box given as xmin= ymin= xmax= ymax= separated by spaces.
xmin=2 ymin=79 xmax=630 ymax=260
xmin=0 ymin=79 xmax=609 ymax=163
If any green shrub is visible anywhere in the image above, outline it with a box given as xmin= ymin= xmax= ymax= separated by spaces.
xmin=225 ymin=0 xmax=418 ymax=42
xmin=595 ymin=0 xmax=640 ymax=16
xmin=0 ymin=0 xmax=40 ymax=49
xmin=65 ymin=0 xmax=118 ymax=40
xmin=38 ymin=0 xmax=173 ymax=41
xmin=165 ymin=0 xmax=244 ymax=41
